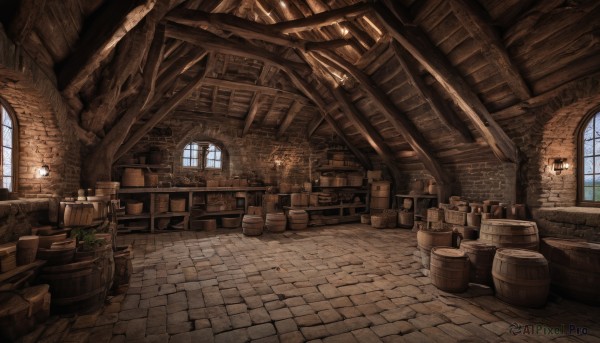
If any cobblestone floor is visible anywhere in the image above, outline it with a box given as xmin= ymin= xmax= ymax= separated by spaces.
xmin=23 ymin=224 xmax=600 ymax=342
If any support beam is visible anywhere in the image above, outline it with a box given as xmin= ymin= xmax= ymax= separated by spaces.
xmin=503 ymin=0 xmax=564 ymax=47
xmin=374 ymin=1 xmax=518 ymax=163
xmin=242 ymin=93 xmax=262 ymax=136
xmin=277 ymin=100 xmax=304 ymax=138
xmin=8 ymin=0 xmax=47 ymax=46
xmin=116 ymin=60 xmax=209 ymax=160
xmin=200 ymin=78 xmax=311 ymax=104
xmin=448 ymin=0 xmax=532 ymax=101
xmin=59 ymin=0 xmax=156 ymax=96
xmin=391 ymin=42 xmax=474 ymax=143
xmin=272 ymin=2 xmax=371 ymax=34
xmin=310 ymin=49 xmax=450 ymax=184
xmin=262 ymin=95 xmax=280 ymax=126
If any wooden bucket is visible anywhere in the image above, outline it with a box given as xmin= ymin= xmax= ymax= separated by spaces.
xmin=492 ymin=248 xmax=550 ymax=308
xmin=479 ymin=219 xmax=539 ymax=251
xmin=430 ymin=247 xmax=470 ymax=292
xmin=0 ymin=243 xmax=17 ymax=272
xmin=360 ymin=214 xmax=370 ymax=224
xmin=155 ymin=194 xmax=169 ymax=213
xmin=290 ymin=193 xmax=309 ymax=207
xmin=37 ymin=233 xmax=67 ymax=250
xmin=16 ymin=236 xmax=39 ymax=266
xmin=242 ymin=215 xmax=264 ymax=236
xmin=221 ymin=217 xmax=241 ymax=228
xmin=121 ymin=168 xmax=144 ymax=187
xmin=37 ymin=247 xmax=75 ymax=266
xmin=466 ymin=212 xmax=481 ymax=227
xmin=144 ymin=173 xmax=159 ymax=187
xmin=265 ymin=213 xmax=286 ymax=232
xmin=370 ymin=215 xmax=386 ymax=229
xmin=112 ymin=245 xmax=133 ymax=295
xmin=417 ymin=230 xmax=452 ymax=268
xmin=371 ymin=181 xmax=390 ymax=197
xmin=126 ymin=201 xmax=143 ymax=215
xmin=170 ymin=198 xmax=186 ymax=212
xmin=459 ymin=240 xmax=496 ymax=286
xmin=370 ymin=197 xmax=389 ymax=209
xmin=319 ymin=176 xmax=333 ymax=187
xmin=288 ymin=210 xmax=308 ymax=230
xmin=333 ymin=175 xmax=347 ymax=187
xmin=398 ymin=211 xmax=414 ymax=227
xmin=193 ymin=219 xmax=217 ymax=231
xmin=540 ymin=238 xmax=600 ymax=304
xmin=80 ymin=200 xmax=107 ymax=220
xmin=64 ymin=203 xmax=94 ymax=227
xmin=95 ymin=181 xmax=119 ymax=198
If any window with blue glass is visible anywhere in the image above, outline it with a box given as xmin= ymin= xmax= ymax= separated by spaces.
xmin=0 ymin=100 xmax=14 ymax=192
xmin=581 ymin=110 xmax=600 ymax=204
xmin=181 ymin=141 xmax=222 ymax=170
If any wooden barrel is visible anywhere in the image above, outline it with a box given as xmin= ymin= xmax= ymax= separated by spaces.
xmin=242 ymin=215 xmax=264 ymax=236
xmin=37 ymin=233 xmax=67 ymax=250
xmin=290 ymin=193 xmax=309 ymax=207
xmin=370 ymin=215 xmax=385 ymax=228
xmin=0 ymin=243 xmax=17 ymax=272
xmin=540 ymin=238 xmax=600 ymax=304
xmin=416 ymin=230 xmax=452 ymax=268
xmin=64 ymin=203 xmax=94 ymax=227
xmin=170 ymin=198 xmax=186 ymax=212
xmin=492 ymin=248 xmax=550 ymax=308
xmin=95 ymin=181 xmax=119 ymax=199
xmin=263 ymin=194 xmax=278 ymax=214
xmin=192 ymin=219 xmax=217 ymax=231
xmin=265 ymin=213 xmax=286 ymax=232
xmin=16 ymin=236 xmax=39 ymax=266
xmin=221 ymin=217 xmax=241 ymax=228
xmin=333 ymin=175 xmax=347 ymax=187
xmin=144 ymin=173 xmax=159 ymax=187
xmin=126 ymin=201 xmax=143 ymax=215
xmin=155 ymin=194 xmax=169 ymax=213
xmin=112 ymin=245 xmax=133 ymax=295
xmin=459 ymin=240 xmax=496 ymax=286
xmin=370 ymin=197 xmax=389 ymax=209
xmin=319 ymin=176 xmax=333 ymax=187
xmin=430 ymin=247 xmax=470 ymax=292
xmin=398 ymin=211 xmax=414 ymax=227
xmin=288 ymin=210 xmax=308 ymax=230
xmin=479 ymin=219 xmax=539 ymax=251
xmin=452 ymin=225 xmax=478 ymax=247
xmin=371 ymin=181 xmax=390 ymax=197
xmin=466 ymin=212 xmax=481 ymax=227
xmin=37 ymin=247 xmax=75 ymax=266
xmin=80 ymin=200 xmax=107 ymax=220
xmin=50 ymin=239 xmax=76 ymax=249
xmin=247 ymin=206 xmax=263 ymax=216
xmin=121 ymin=168 xmax=144 ymax=187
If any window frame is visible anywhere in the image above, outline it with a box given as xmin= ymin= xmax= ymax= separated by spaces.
xmin=182 ymin=142 xmax=200 ymax=168
xmin=577 ymin=106 xmax=600 ymax=207
xmin=0 ymin=97 xmax=17 ymax=193
xmin=180 ymin=141 xmax=223 ymax=171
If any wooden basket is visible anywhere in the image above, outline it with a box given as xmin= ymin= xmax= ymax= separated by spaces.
xmin=371 ymin=215 xmax=386 ymax=229
xmin=126 ymin=201 xmax=143 ymax=215
xmin=445 ymin=209 xmax=467 ymax=225
xmin=170 ymin=198 xmax=186 ymax=212
xmin=427 ymin=208 xmax=444 ymax=222
xmin=121 ymin=168 xmax=144 ymax=187
xmin=399 ymin=211 xmax=414 ymax=227
xmin=64 ymin=203 xmax=94 ymax=227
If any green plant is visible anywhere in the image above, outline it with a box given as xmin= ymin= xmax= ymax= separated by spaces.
xmin=71 ymin=228 xmax=107 ymax=252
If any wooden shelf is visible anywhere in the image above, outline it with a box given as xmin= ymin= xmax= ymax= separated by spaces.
xmin=0 ymin=260 xmax=45 ymax=283
xmin=115 ymin=164 xmax=172 ymax=169
xmin=155 ymin=212 xmax=189 ymax=218
xmin=192 ymin=210 xmax=244 ymax=218
xmin=284 ymin=203 xmax=366 ymax=211
xmin=118 ymin=187 xmax=267 ymax=194
xmin=395 ymin=194 xmax=437 ymax=199
xmin=118 ymin=213 xmax=150 ymax=220
xmin=316 ymin=166 xmax=362 ymax=172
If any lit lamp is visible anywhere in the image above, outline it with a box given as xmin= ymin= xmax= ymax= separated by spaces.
xmin=39 ymin=164 xmax=50 ymax=177
xmin=552 ymin=158 xmax=569 ymax=175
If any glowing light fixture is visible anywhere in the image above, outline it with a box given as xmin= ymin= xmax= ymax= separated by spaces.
xmin=280 ymin=1 xmax=286 ymax=8
xmin=552 ymin=158 xmax=569 ymax=175
xmin=39 ymin=164 xmax=50 ymax=177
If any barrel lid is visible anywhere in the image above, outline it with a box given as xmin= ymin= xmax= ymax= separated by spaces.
xmin=18 ymin=235 xmax=40 ymax=241
xmin=542 ymin=238 xmax=600 ymax=253
xmin=482 ymin=219 xmax=536 ymax=227
xmin=432 ymin=247 xmax=467 ymax=258
xmin=496 ymin=248 xmax=545 ymax=261
xmin=459 ymin=240 xmax=496 ymax=250
xmin=0 ymin=242 xmax=17 ymax=254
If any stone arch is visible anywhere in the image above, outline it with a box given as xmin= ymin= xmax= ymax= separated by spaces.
xmin=175 ymin=126 xmax=231 ymax=177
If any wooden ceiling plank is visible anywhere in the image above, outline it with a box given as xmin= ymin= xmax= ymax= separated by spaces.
xmin=8 ymin=0 xmax=47 ymax=46
xmin=242 ymin=92 xmax=262 ymax=136
xmin=272 ymin=2 xmax=371 ymax=34
xmin=277 ymin=100 xmax=304 ymax=138
xmin=311 ymin=49 xmax=450 ymax=185
xmin=200 ymin=78 xmax=311 ymax=104
xmin=59 ymin=0 xmax=156 ymax=96
xmin=449 ymin=0 xmax=532 ymax=101
xmin=391 ymin=41 xmax=474 ymax=143
xmin=374 ymin=1 xmax=518 ymax=163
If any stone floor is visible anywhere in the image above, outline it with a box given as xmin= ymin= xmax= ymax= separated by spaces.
xmin=22 ymin=224 xmax=600 ymax=342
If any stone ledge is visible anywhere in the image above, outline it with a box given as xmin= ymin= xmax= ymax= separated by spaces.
xmin=0 ymin=198 xmax=49 ymax=218
xmin=532 ymin=206 xmax=600 ymax=242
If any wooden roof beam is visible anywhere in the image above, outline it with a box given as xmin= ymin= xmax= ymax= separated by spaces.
xmin=59 ymin=0 xmax=156 ymax=96
xmin=310 ymin=49 xmax=450 ymax=185
xmin=242 ymin=93 xmax=262 ymax=137
xmin=374 ymin=1 xmax=518 ymax=163
xmin=8 ymin=0 xmax=47 ymax=46
xmin=307 ymin=115 xmax=324 ymax=138
xmin=200 ymin=78 xmax=312 ymax=104
xmin=449 ymin=0 xmax=532 ymax=101
xmin=391 ymin=42 xmax=474 ymax=144
xmin=277 ymin=100 xmax=304 ymax=138
xmin=272 ymin=2 xmax=372 ymax=34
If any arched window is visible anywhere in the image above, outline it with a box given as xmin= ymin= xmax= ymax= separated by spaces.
xmin=0 ymin=100 xmax=15 ymax=192
xmin=579 ymin=109 xmax=600 ymax=205
xmin=181 ymin=141 xmax=222 ymax=170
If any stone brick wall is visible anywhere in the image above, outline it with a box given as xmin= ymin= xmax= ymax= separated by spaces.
xmin=0 ymin=25 xmax=81 ymax=198
xmin=121 ymin=114 xmax=326 ymax=187
xmin=0 ymin=199 xmax=48 ymax=244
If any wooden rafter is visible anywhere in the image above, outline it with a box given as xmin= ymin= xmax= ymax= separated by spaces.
xmin=307 ymin=115 xmax=324 ymax=138
xmin=374 ymin=1 xmax=518 ymax=163
xmin=8 ymin=0 xmax=47 ymax=46
xmin=59 ymin=0 xmax=156 ymax=96
xmin=277 ymin=100 xmax=303 ymax=138
xmin=262 ymin=95 xmax=280 ymax=126
xmin=200 ymin=78 xmax=311 ymax=104
xmin=310 ymin=49 xmax=450 ymax=184
xmin=272 ymin=2 xmax=371 ymax=34
xmin=449 ymin=0 xmax=531 ymax=101
xmin=391 ymin=41 xmax=474 ymax=143
xmin=242 ymin=93 xmax=262 ymax=136
xmin=116 ymin=56 xmax=209 ymax=160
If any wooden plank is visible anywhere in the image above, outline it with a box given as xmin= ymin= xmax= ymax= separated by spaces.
xmin=272 ymin=2 xmax=372 ymax=34
xmin=58 ymin=0 xmax=156 ymax=96
xmin=242 ymin=93 xmax=262 ymax=136
xmin=374 ymin=1 xmax=518 ymax=164
xmin=199 ymin=77 xmax=311 ymax=104
xmin=391 ymin=41 xmax=473 ymax=143
xmin=277 ymin=100 xmax=304 ymax=138
xmin=449 ymin=0 xmax=531 ymax=101
xmin=8 ymin=0 xmax=47 ymax=46
xmin=307 ymin=115 xmax=325 ymax=138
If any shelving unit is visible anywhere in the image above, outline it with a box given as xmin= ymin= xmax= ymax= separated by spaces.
xmin=395 ymin=194 xmax=437 ymax=229
xmin=116 ymin=187 xmax=266 ymax=233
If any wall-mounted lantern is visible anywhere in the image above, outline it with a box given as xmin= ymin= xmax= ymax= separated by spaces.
xmin=39 ymin=164 xmax=50 ymax=177
xmin=552 ymin=158 xmax=569 ymax=175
